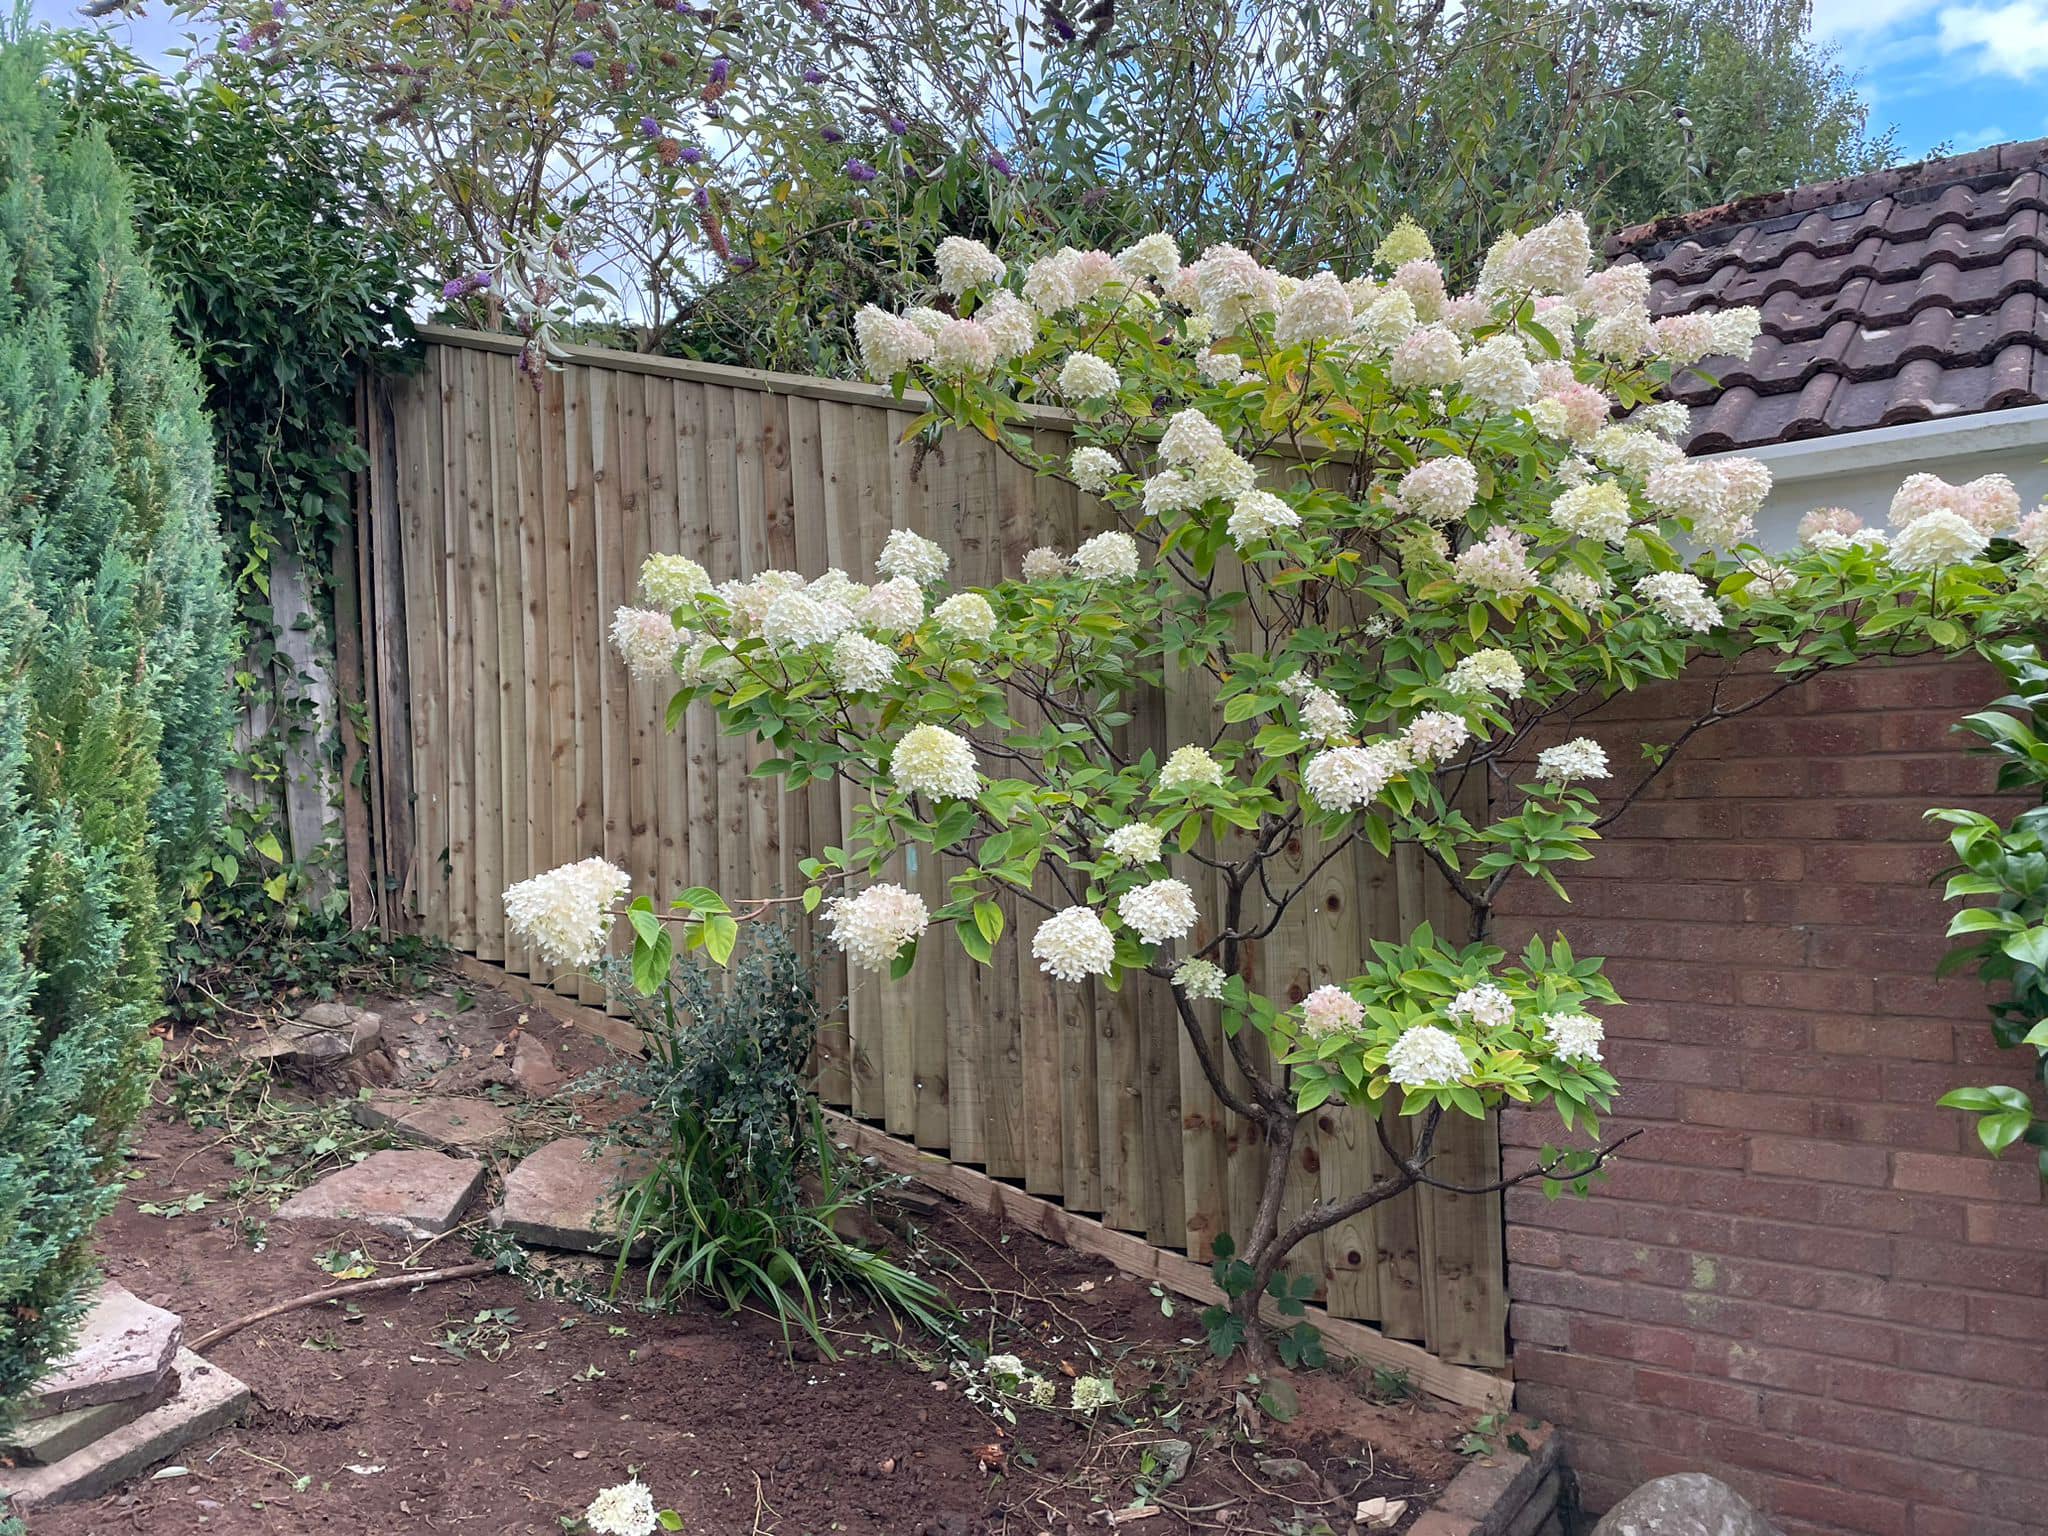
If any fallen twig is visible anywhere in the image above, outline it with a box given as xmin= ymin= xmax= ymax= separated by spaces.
xmin=190 ymin=1262 xmax=495 ymax=1351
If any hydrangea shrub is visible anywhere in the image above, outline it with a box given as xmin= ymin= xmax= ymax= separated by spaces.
xmin=511 ymin=211 xmax=2042 ymax=1360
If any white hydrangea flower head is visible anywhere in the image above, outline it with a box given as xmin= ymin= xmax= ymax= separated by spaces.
xmin=2016 ymin=506 xmax=2048 ymax=562
xmin=823 ymin=883 xmax=930 ymax=970
xmin=611 ymin=606 xmax=685 ymax=682
xmin=1070 ymin=1376 xmax=1119 ymax=1412
xmin=1069 ymin=446 xmax=1121 ymax=495
xmin=932 ymin=592 xmax=997 ymax=643
xmin=1158 ymin=409 xmax=1228 ymax=467
xmin=983 ymin=1353 xmax=1025 ymax=1383
xmin=504 ymin=858 xmax=631 ymax=971
xmin=1579 ymin=262 xmax=1651 ymax=318
xmin=1446 ymin=648 xmax=1526 ymax=698
xmin=1588 ymin=425 xmax=1683 ymax=479
xmin=1551 ymin=568 xmax=1609 ymax=610
xmin=678 ymin=637 xmax=740 ymax=688
xmin=1542 ymin=1011 xmax=1605 ymax=1063
xmin=857 ymin=576 xmax=927 ymax=634
xmin=1375 ymin=217 xmax=1435 ymax=269
xmin=1116 ymin=231 xmax=1182 ymax=284
xmin=1536 ymin=737 xmax=1609 ymax=784
xmin=1303 ymin=743 xmax=1401 ymax=812
xmin=1174 ymin=958 xmax=1228 ymax=1000
xmin=934 ymin=235 xmax=1005 ymax=296
xmin=878 ymin=528 xmax=951 ymax=585
xmin=1459 ymin=333 xmax=1539 ymax=411
xmin=1533 ymin=374 xmax=1612 ymax=444
xmin=1644 ymin=457 xmax=1772 ymax=548
xmin=1158 ymin=744 xmax=1226 ymax=792
xmin=585 ymin=1479 xmax=660 ymax=1536
xmin=1117 ymin=877 xmax=1199 ymax=944
xmin=1585 ymin=309 xmax=1653 ymax=361
xmin=854 ymin=304 xmax=932 ymax=378
xmin=930 ymin=317 xmax=998 ymax=376
xmin=1890 ymin=509 xmax=1988 ymax=573
xmin=1197 ymin=348 xmax=1248 ymax=385
xmin=1073 ymin=530 xmax=1140 ymax=581
xmin=1495 ymin=211 xmax=1592 ymax=294
xmin=1453 ymin=527 xmax=1536 ymax=597
xmin=1058 ymin=352 xmax=1121 ymax=400
xmin=1396 ymin=455 xmax=1479 ymax=524
xmin=763 ymin=589 xmax=856 ymax=651
xmin=807 ymin=567 xmax=870 ymax=608
xmin=829 ymin=630 xmax=897 ymax=691
xmin=1192 ymin=242 xmax=1279 ymax=328
xmin=1227 ymin=489 xmax=1302 ymax=548
xmin=1889 ymin=471 xmax=2021 ymax=537
xmin=1798 ymin=506 xmax=1862 ymax=547
xmin=1299 ymin=686 xmax=1354 ymax=744
xmin=1273 ymin=271 xmax=1355 ymax=346
xmin=1022 ymin=248 xmax=1082 ymax=314
xmin=1398 ymin=710 xmax=1471 ymax=767
xmin=1022 ymin=545 xmax=1071 ymax=581
xmin=718 ymin=568 xmax=805 ymax=634
xmin=1551 ymin=481 xmax=1633 ymax=544
xmin=1446 ymin=983 xmax=1514 ymax=1031
xmin=1440 ymin=293 xmax=1491 ymax=338
xmin=1743 ymin=560 xmax=1798 ymax=599
xmin=1032 ymin=906 xmax=1117 ymax=982
xmin=1026 ymin=1374 xmax=1058 ymax=1407
xmin=1388 ymin=324 xmax=1464 ymax=389
xmin=1385 ymin=1024 xmax=1471 ymax=1088
xmin=1633 ymin=399 xmax=1693 ymax=439
xmin=1390 ymin=258 xmax=1447 ymax=321
xmin=890 ymin=722 xmax=979 ymax=799
xmin=640 ymin=553 xmax=711 ymax=610
xmin=1300 ymin=984 xmax=1365 ymax=1037
xmin=1354 ymin=287 xmax=1418 ymax=352
xmin=978 ymin=290 xmax=1038 ymax=360
xmin=1634 ymin=570 xmax=1723 ymax=632
xmin=1142 ymin=469 xmax=1204 ymax=518
xmin=1104 ymin=823 xmax=1166 ymax=866
xmin=904 ymin=306 xmax=950 ymax=340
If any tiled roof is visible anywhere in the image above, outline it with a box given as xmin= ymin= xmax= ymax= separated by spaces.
xmin=1608 ymin=138 xmax=2048 ymax=452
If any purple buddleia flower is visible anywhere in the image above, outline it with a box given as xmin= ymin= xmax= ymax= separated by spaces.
xmin=442 ymin=272 xmax=491 ymax=300
xmin=708 ymin=55 xmax=730 ymax=84
xmin=1048 ymin=11 xmax=1075 ymax=40
xmin=846 ymin=159 xmax=878 ymax=182
xmin=985 ymin=149 xmax=1015 ymax=180
xmin=693 ymin=186 xmax=711 ymax=208
xmin=801 ymin=67 xmax=826 ymax=84
xmin=731 ymin=256 xmax=758 ymax=272
xmin=807 ymin=0 xmax=828 ymax=15
xmin=679 ymin=145 xmax=705 ymax=164
xmin=886 ymin=115 xmax=908 ymax=135
xmin=234 ymin=30 xmax=256 ymax=51
xmin=570 ymin=50 xmax=596 ymax=67
xmin=820 ymin=126 xmax=843 ymax=143
xmin=271 ymin=0 xmax=287 ymax=16
xmin=639 ymin=115 xmax=661 ymax=137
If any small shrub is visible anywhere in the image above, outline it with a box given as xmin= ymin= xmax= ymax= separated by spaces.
xmin=608 ymin=925 xmax=947 ymax=1354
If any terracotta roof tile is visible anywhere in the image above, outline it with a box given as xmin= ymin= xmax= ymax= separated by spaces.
xmin=1610 ymin=138 xmax=2048 ymax=448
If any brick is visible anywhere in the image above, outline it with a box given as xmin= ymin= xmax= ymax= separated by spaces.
xmin=1816 ymin=1186 xmax=1968 ymax=1239
xmin=1754 ymin=1307 xmax=1899 ymax=1363
xmin=1890 ymin=1236 xmax=2044 ymax=1295
xmin=1812 ymin=1017 xmax=1956 ymax=1060
xmin=1896 ymin=1331 xmax=2048 ymax=1389
xmin=1748 ymin=1135 xmax=1891 ymax=1186
xmin=1762 ymin=1476 xmax=1910 ymax=1536
xmin=1746 ymin=1053 xmax=1885 ymax=1100
xmin=1964 ymin=1201 xmax=2048 ymax=1249
xmin=1737 ymin=968 xmax=1875 ymax=1012
xmin=1567 ymin=1317 xmax=1699 ymax=1371
xmin=1633 ymin=1368 xmax=1761 ymax=1424
xmin=1967 ymin=1291 xmax=2048 ymax=1341
xmin=1813 ymin=1100 xmax=1964 ymax=1152
xmin=1892 ymin=1150 xmax=2044 ymax=1202
xmin=1680 ymin=1088 xmax=1818 ymax=1135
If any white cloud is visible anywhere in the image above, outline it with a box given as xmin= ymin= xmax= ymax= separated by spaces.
xmin=1938 ymin=1 xmax=2048 ymax=76
xmin=1954 ymin=123 xmax=2013 ymax=147
xmin=1810 ymin=0 xmax=1940 ymax=36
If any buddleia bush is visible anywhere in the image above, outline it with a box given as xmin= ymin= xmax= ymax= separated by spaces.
xmin=0 ymin=32 xmax=231 ymax=1408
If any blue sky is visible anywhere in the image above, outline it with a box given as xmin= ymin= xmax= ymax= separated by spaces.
xmin=1813 ymin=0 xmax=2048 ymax=158
xmin=23 ymin=0 xmax=2048 ymax=166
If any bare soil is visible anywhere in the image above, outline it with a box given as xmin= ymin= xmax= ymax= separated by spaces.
xmin=29 ymin=975 xmax=1474 ymax=1536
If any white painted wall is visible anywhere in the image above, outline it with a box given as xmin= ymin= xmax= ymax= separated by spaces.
xmin=1706 ymin=403 xmax=2048 ymax=552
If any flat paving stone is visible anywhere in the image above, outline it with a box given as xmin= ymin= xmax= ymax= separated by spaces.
xmin=243 ymin=1002 xmax=384 ymax=1070
xmin=1 ymin=1351 xmax=248 ymax=1509
xmin=275 ymin=1149 xmax=485 ymax=1238
xmin=22 ymin=1283 xmax=181 ymax=1420
xmin=353 ymin=1094 xmax=514 ymax=1151
xmin=508 ymin=1030 xmax=568 ymax=1096
xmin=5 ymin=1371 xmax=177 ymax=1465
xmin=491 ymin=1137 xmax=650 ymax=1257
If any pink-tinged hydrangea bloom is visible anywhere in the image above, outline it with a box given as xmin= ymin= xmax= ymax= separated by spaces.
xmin=1390 ymin=257 xmax=1447 ymax=320
xmin=1889 ymin=472 xmax=2021 ymax=537
xmin=1389 ymin=324 xmax=1464 ymax=389
xmin=1192 ymin=242 xmax=1278 ymax=327
xmin=824 ymin=883 xmax=930 ymax=970
xmin=1117 ymin=877 xmax=1199 ymax=944
xmin=930 ymin=318 xmax=999 ymax=376
xmin=1032 ymin=906 xmax=1117 ymax=981
xmin=611 ymin=606 xmax=685 ymax=681
xmin=1300 ymin=984 xmax=1365 ymax=1036
xmin=1798 ymin=506 xmax=1863 ymax=547
xmin=1536 ymin=737 xmax=1609 ymax=784
xmin=1396 ymin=455 xmax=1479 ymax=524
xmin=1398 ymin=710 xmax=1471 ymax=767
xmin=2016 ymin=506 xmax=2048 ymax=562
xmin=1021 ymin=545 xmax=1071 ymax=581
xmin=890 ymin=723 xmax=979 ymax=799
xmin=1385 ymin=1024 xmax=1470 ymax=1087
xmin=504 ymin=858 xmax=631 ymax=970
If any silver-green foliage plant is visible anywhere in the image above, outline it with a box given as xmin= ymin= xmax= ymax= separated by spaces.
xmin=512 ymin=212 xmax=2041 ymax=1362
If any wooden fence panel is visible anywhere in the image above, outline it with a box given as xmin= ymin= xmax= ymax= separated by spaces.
xmin=360 ymin=330 xmax=1509 ymax=1370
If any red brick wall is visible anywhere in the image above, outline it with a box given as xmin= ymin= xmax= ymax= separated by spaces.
xmin=1495 ymin=656 xmax=2047 ymax=1536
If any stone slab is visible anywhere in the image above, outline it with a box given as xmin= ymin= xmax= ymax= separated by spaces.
xmin=2 ymin=1351 xmax=247 ymax=1510
xmin=22 ymin=1283 xmax=181 ymax=1420
xmin=508 ymin=1030 xmax=568 ymax=1096
xmin=4 ymin=1369 xmax=177 ymax=1465
xmin=275 ymin=1149 xmax=485 ymax=1238
xmin=353 ymin=1094 xmax=514 ymax=1151
xmin=243 ymin=1002 xmax=383 ymax=1069
xmin=490 ymin=1137 xmax=650 ymax=1257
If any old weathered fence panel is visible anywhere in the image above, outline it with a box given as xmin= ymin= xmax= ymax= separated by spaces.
xmin=356 ymin=327 xmax=1509 ymax=1368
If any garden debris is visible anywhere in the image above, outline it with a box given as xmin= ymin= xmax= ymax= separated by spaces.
xmin=1354 ymin=1495 xmax=1406 ymax=1526
xmin=242 ymin=1001 xmax=386 ymax=1078
xmin=17 ymin=1283 xmax=182 ymax=1419
xmin=490 ymin=1137 xmax=650 ymax=1256
xmin=352 ymin=1093 xmax=515 ymax=1151
xmin=508 ymin=1030 xmax=568 ymax=1096
xmin=274 ymin=1149 xmax=486 ymax=1238
xmin=0 ymin=1352 xmax=249 ymax=1510
xmin=1151 ymin=1438 xmax=1193 ymax=1486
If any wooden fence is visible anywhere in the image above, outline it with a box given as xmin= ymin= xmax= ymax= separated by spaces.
xmin=349 ymin=326 xmax=1507 ymax=1369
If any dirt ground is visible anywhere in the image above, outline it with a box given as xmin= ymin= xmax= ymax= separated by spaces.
xmin=30 ymin=975 xmax=1481 ymax=1536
